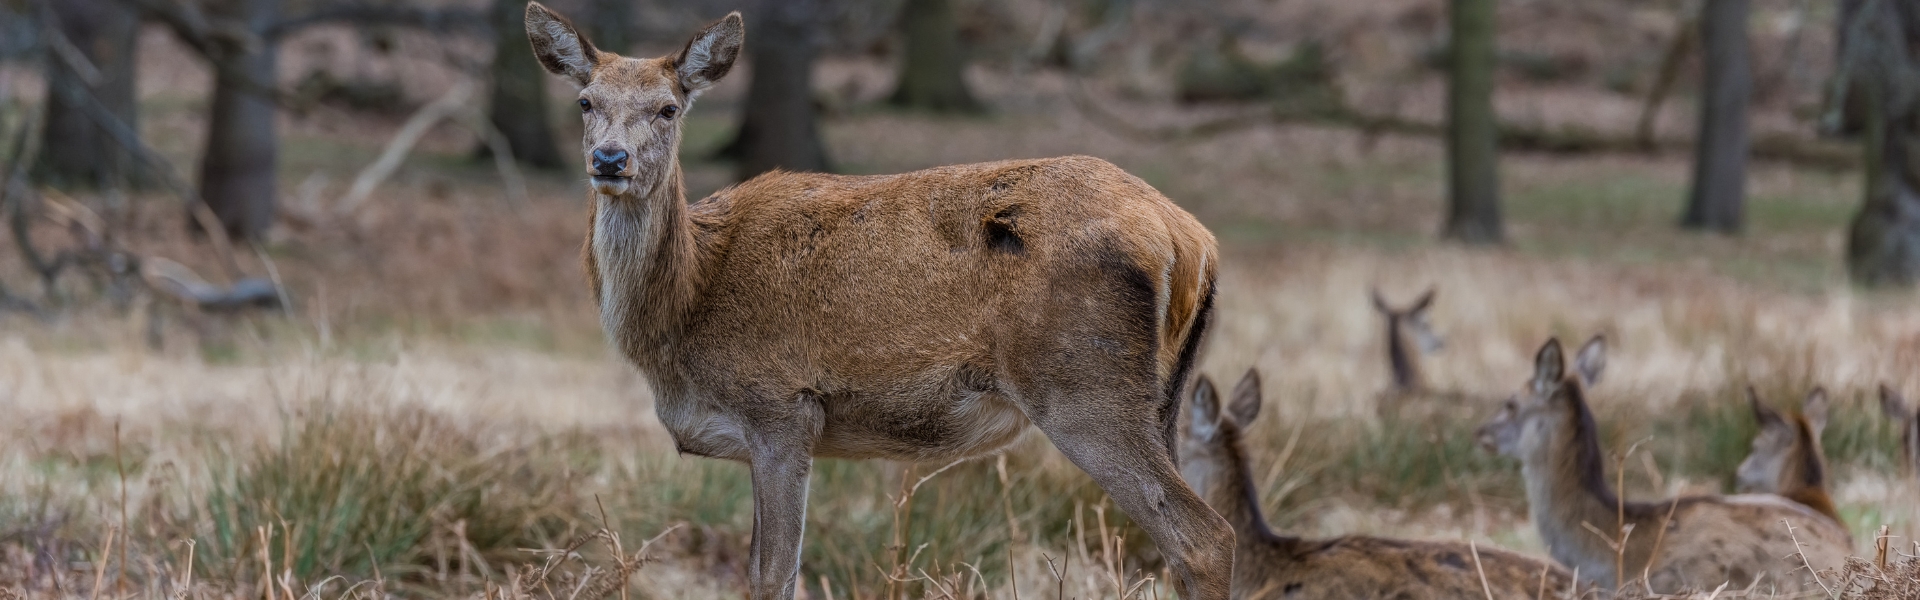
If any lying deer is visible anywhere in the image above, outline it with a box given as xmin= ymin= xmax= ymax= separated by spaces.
xmin=523 ymin=4 xmax=1230 ymax=598
xmin=1737 ymin=387 xmax=1844 ymax=525
xmin=1182 ymin=369 xmax=1578 ymax=599
xmin=1885 ymin=385 xmax=1920 ymax=482
xmin=1478 ymin=338 xmax=1852 ymax=594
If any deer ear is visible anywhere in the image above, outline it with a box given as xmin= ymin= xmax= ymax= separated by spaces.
xmin=1531 ymin=338 xmax=1565 ymax=394
xmin=1749 ymin=387 xmax=1783 ymax=427
xmin=526 ymin=2 xmax=599 ymax=85
xmin=1883 ymin=384 xmax=1913 ymax=419
xmin=676 ymin=12 xmax=744 ymax=95
xmin=1574 ymin=335 xmax=1606 ymax=387
xmin=1410 ymin=287 xmax=1437 ymax=314
xmin=1188 ymin=377 xmax=1221 ymax=441
xmin=1802 ymin=387 xmax=1830 ymax=432
xmin=1227 ymin=369 xmax=1262 ymax=426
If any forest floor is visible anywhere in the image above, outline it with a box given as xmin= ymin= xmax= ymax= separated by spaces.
xmin=3 ymin=10 xmax=1918 ymax=599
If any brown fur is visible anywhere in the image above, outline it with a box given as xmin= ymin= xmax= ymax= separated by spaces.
xmin=1883 ymin=384 xmax=1920 ymax=482
xmin=1182 ymin=370 xmax=1580 ymax=599
xmin=1738 ymin=388 xmax=1844 ymax=524
xmin=1479 ymin=339 xmax=1853 ymax=594
xmin=525 ymin=4 xmax=1230 ymax=598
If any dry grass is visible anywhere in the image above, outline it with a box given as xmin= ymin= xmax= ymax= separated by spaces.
xmin=4 ymin=2 xmax=1920 ymax=597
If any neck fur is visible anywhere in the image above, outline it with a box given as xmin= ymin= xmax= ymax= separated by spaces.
xmin=1204 ymin=427 xmax=1290 ymax=562
xmin=1521 ymin=383 xmax=1663 ymax=585
xmin=1385 ymin=319 xmax=1423 ymax=392
xmin=589 ymin=162 xmax=704 ymax=372
xmin=1780 ymin=416 xmax=1840 ymax=522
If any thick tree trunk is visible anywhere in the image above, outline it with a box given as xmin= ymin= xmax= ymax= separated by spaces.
xmin=1681 ymin=0 xmax=1751 ymax=234
xmin=35 ymin=0 xmax=141 ymax=189
xmin=1442 ymin=0 xmax=1503 ymax=245
xmin=887 ymin=0 xmax=981 ymax=113
xmin=1844 ymin=0 xmax=1920 ymax=286
xmin=198 ymin=0 xmax=281 ymax=240
xmin=722 ymin=0 xmax=831 ymax=180
xmin=486 ymin=0 xmax=563 ymax=169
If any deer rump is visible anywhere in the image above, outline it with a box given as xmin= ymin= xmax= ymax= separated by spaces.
xmin=599 ymin=156 xmax=1217 ymax=463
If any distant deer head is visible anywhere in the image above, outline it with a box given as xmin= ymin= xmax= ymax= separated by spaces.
xmin=1371 ymin=287 xmax=1440 ymax=393
xmin=1737 ymin=387 xmax=1839 ymax=522
xmin=1884 ymin=384 xmax=1920 ymax=481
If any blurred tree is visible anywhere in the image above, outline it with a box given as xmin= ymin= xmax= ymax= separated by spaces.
xmin=1842 ymin=0 xmax=1920 ymax=286
xmin=1442 ymin=0 xmax=1503 ymax=245
xmin=197 ymin=0 xmax=283 ymax=240
xmin=486 ymin=0 xmax=563 ymax=169
xmin=721 ymin=0 xmax=832 ymax=180
xmin=586 ymin=0 xmax=633 ymax=55
xmin=887 ymin=0 xmax=981 ymax=113
xmin=1824 ymin=0 xmax=1868 ymax=136
xmin=36 ymin=0 xmax=142 ymax=189
xmin=1680 ymin=0 xmax=1749 ymax=234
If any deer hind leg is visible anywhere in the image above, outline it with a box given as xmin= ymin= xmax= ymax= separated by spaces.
xmin=1031 ymin=392 xmax=1235 ymax=600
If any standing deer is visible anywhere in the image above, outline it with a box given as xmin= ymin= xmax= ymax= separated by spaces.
xmin=522 ymin=4 xmax=1231 ymax=598
xmin=1884 ymin=384 xmax=1920 ymax=482
xmin=1181 ymin=369 xmax=1579 ymax=599
xmin=1371 ymin=287 xmax=1441 ymax=395
xmin=1477 ymin=338 xmax=1852 ymax=593
xmin=1737 ymin=387 xmax=1843 ymax=525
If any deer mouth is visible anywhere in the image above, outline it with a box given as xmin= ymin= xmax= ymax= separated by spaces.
xmin=591 ymin=175 xmax=633 ymax=196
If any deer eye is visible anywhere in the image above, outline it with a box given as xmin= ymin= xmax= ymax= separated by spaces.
xmin=659 ymin=105 xmax=679 ymax=120
xmin=578 ymin=99 xmax=592 ymax=112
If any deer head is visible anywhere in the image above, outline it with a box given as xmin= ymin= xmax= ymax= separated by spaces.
xmin=1884 ymin=384 xmax=1920 ymax=480
xmin=1476 ymin=336 xmax=1606 ymax=459
xmin=1736 ymin=387 xmax=1828 ymax=494
xmin=525 ymin=2 xmax=742 ymax=198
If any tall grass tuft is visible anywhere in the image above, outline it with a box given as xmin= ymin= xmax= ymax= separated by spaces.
xmin=199 ymin=401 xmax=582 ymax=584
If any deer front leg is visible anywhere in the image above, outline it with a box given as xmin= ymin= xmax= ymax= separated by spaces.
xmin=744 ymin=399 xmax=823 ymax=600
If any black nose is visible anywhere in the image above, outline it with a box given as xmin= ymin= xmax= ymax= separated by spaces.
xmin=591 ymin=148 xmax=629 ymax=176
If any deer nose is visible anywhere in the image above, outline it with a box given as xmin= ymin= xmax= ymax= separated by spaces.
xmin=591 ymin=148 xmax=629 ymax=176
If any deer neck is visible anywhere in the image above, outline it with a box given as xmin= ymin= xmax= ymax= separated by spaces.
xmin=1385 ymin=319 xmax=1423 ymax=392
xmin=590 ymin=162 xmax=706 ymax=372
xmin=1207 ymin=432 xmax=1287 ymax=558
xmin=1520 ymin=393 xmax=1644 ymax=584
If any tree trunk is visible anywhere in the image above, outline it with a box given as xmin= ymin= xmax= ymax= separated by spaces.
xmin=1844 ymin=0 xmax=1920 ymax=286
xmin=587 ymin=0 xmax=635 ymax=55
xmin=485 ymin=0 xmax=563 ymax=169
xmin=722 ymin=0 xmax=831 ymax=180
xmin=1681 ymin=0 xmax=1751 ymax=234
xmin=887 ymin=0 xmax=982 ymax=113
xmin=1827 ymin=0 xmax=1869 ymax=136
xmin=1442 ymin=0 xmax=1503 ymax=245
xmin=35 ymin=0 xmax=141 ymax=189
xmin=198 ymin=0 xmax=281 ymax=240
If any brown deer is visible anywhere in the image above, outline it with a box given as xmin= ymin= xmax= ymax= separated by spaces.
xmin=522 ymin=4 xmax=1231 ymax=598
xmin=1181 ymin=369 xmax=1579 ymax=599
xmin=1884 ymin=384 xmax=1920 ymax=482
xmin=1371 ymin=287 xmax=1441 ymax=395
xmin=1737 ymin=387 xmax=1843 ymax=525
xmin=1478 ymin=338 xmax=1853 ymax=594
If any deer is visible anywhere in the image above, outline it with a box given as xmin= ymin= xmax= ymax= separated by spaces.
xmin=1180 ymin=369 xmax=1580 ymax=599
xmin=1884 ymin=384 xmax=1920 ymax=482
xmin=1477 ymin=337 xmax=1853 ymax=594
xmin=1372 ymin=287 xmax=1441 ymax=395
xmin=521 ymin=4 xmax=1232 ymax=598
xmin=1737 ymin=387 xmax=1844 ymax=526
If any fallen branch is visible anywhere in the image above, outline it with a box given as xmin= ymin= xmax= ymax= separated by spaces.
xmin=337 ymin=80 xmax=478 ymax=215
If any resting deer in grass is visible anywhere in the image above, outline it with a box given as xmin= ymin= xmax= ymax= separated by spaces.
xmin=1737 ymin=387 xmax=1844 ymax=525
xmin=1477 ymin=338 xmax=1852 ymax=593
xmin=523 ymin=5 xmax=1230 ymax=598
xmin=1372 ymin=287 xmax=1442 ymax=395
xmin=1884 ymin=385 xmax=1920 ymax=482
xmin=1181 ymin=369 xmax=1579 ymax=599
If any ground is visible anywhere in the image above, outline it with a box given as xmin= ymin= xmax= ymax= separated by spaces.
xmin=1 ymin=4 xmax=1917 ymax=598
